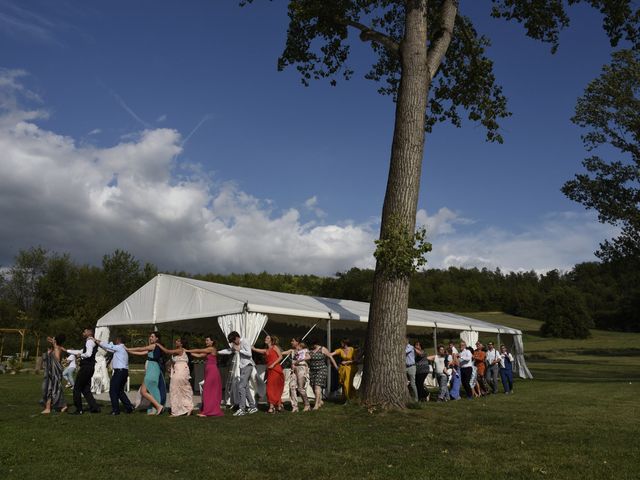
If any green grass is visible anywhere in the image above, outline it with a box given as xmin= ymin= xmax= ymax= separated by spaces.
xmin=1 ymin=315 xmax=639 ymax=480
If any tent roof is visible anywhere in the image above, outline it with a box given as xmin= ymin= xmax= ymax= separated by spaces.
xmin=96 ymin=274 xmax=521 ymax=335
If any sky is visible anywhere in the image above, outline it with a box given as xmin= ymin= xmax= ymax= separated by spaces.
xmin=0 ymin=0 xmax=624 ymax=275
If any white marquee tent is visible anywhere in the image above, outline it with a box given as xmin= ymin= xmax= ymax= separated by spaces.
xmin=94 ymin=274 xmax=532 ymax=382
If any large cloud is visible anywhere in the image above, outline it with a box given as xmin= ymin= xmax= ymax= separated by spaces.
xmin=0 ymin=69 xmax=377 ymax=274
xmin=0 ymin=69 xmax=616 ymax=275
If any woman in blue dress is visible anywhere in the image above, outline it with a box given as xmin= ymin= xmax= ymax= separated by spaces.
xmin=127 ymin=332 xmax=166 ymax=415
xmin=447 ymin=347 xmax=462 ymax=400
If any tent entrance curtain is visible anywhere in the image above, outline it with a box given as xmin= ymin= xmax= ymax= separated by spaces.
xmin=512 ymin=333 xmax=533 ymax=379
xmin=459 ymin=330 xmax=479 ymax=348
xmin=91 ymin=326 xmax=111 ymax=394
xmin=217 ymin=312 xmax=268 ymax=406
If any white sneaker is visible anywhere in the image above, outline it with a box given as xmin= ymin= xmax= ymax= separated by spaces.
xmin=233 ymin=409 xmax=246 ymax=416
xmin=247 ymin=407 xmax=259 ymax=414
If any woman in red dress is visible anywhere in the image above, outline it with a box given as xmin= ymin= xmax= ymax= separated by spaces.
xmin=252 ymin=335 xmax=284 ymax=413
xmin=187 ymin=336 xmax=224 ymax=417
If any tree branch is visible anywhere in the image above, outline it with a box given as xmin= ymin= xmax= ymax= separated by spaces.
xmin=426 ymin=0 xmax=458 ymax=80
xmin=335 ymin=16 xmax=400 ymax=57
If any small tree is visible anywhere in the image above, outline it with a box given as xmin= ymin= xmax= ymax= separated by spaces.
xmin=540 ymin=287 xmax=593 ymax=339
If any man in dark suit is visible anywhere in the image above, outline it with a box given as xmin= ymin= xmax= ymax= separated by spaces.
xmin=70 ymin=327 xmax=101 ymax=414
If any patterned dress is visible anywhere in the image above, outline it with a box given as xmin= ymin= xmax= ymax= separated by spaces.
xmin=308 ymin=349 xmax=327 ymax=388
xmin=45 ymin=351 xmax=66 ymax=411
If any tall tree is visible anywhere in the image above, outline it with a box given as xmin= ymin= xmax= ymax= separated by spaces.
xmin=3 ymin=247 xmax=49 ymax=329
xmin=241 ymin=0 xmax=639 ymax=408
xmin=562 ymin=48 xmax=640 ymax=261
xmin=102 ymin=249 xmax=146 ymax=307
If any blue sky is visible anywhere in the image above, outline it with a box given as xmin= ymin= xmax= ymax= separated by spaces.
xmin=0 ymin=0 xmax=623 ymax=274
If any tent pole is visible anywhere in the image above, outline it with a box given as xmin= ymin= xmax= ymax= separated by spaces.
xmin=432 ymin=326 xmax=438 ymax=355
xmin=497 ymin=330 xmax=502 ymax=347
xmin=19 ymin=329 xmax=25 ymax=362
xmin=326 ymin=317 xmax=332 ymax=394
xmin=280 ymin=321 xmax=320 ymax=365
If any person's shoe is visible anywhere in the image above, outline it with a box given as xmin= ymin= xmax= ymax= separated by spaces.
xmin=125 ymin=408 xmax=134 ymax=414
xmin=233 ymin=409 xmax=246 ymax=416
xmin=247 ymin=407 xmax=259 ymax=414
xmin=110 ymin=411 xmax=120 ymax=415
xmin=69 ymin=410 xmax=83 ymax=415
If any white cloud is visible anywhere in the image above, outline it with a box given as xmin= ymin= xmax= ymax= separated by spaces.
xmin=416 ymin=207 xmax=473 ymax=237
xmin=0 ymin=70 xmax=616 ymax=276
xmin=156 ymin=114 xmax=167 ymax=122
xmin=87 ymin=128 xmax=101 ymax=136
xmin=304 ymin=195 xmax=327 ymax=219
xmin=0 ymin=70 xmax=377 ymax=274
xmin=422 ymin=210 xmax=618 ymax=273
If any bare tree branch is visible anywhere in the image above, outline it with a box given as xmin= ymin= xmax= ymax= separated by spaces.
xmin=335 ymin=16 xmax=400 ymax=57
xmin=426 ymin=0 xmax=458 ymax=80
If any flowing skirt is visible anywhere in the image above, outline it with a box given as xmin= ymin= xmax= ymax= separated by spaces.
xmin=338 ymin=364 xmax=357 ymax=399
xmin=449 ymin=367 xmax=462 ymax=400
xmin=144 ymin=361 xmax=163 ymax=413
xmin=266 ymin=365 xmax=284 ymax=406
xmin=170 ymin=362 xmax=194 ymax=416
xmin=46 ymin=355 xmax=66 ymax=411
xmin=201 ymin=360 xmax=223 ymax=416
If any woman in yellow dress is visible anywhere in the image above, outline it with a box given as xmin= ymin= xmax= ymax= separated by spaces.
xmin=331 ymin=339 xmax=357 ymax=400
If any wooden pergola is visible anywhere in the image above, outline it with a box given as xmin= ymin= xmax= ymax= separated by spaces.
xmin=0 ymin=328 xmax=40 ymax=361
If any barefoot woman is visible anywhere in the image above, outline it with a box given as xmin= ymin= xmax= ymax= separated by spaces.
xmin=41 ymin=334 xmax=68 ymax=414
xmin=126 ymin=332 xmax=165 ymax=415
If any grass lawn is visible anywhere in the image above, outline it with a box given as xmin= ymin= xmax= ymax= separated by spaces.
xmin=1 ymin=314 xmax=639 ymax=480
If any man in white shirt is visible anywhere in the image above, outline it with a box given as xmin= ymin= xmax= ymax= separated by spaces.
xmin=499 ymin=344 xmax=515 ymax=394
xmin=222 ymin=331 xmax=258 ymax=416
xmin=485 ymin=342 xmax=501 ymax=394
xmin=95 ymin=335 xmax=134 ymax=415
xmin=427 ymin=345 xmax=450 ymax=401
xmin=405 ymin=338 xmax=418 ymax=403
xmin=458 ymin=341 xmax=474 ymax=399
xmin=70 ymin=327 xmax=101 ymax=414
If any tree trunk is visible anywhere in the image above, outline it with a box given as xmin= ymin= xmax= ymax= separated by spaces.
xmin=361 ymin=1 xmax=430 ymax=409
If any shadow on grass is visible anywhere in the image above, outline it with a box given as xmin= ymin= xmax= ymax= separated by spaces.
xmin=528 ymin=361 xmax=639 ymax=383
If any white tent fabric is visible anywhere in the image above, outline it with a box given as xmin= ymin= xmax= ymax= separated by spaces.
xmin=512 ymin=334 xmax=533 ymax=379
xmin=217 ymin=312 xmax=267 ymax=406
xmin=96 ymin=274 xmax=523 ymax=335
xmin=459 ymin=330 xmax=479 ymax=348
xmin=91 ymin=326 xmax=111 ymax=394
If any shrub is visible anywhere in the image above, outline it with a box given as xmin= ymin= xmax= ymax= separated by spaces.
xmin=540 ymin=287 xmax=593 ymax=339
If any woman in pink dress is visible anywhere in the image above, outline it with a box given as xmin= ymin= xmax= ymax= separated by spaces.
xmin=252 ymin=335 xmax=284 ymax=413
xmin=186 ymin=336 xmax=223 ymax=417
xmin=157 ymin=337 xmax=194 ymax=416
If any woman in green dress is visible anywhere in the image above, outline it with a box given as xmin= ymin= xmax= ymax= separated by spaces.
xmin=127 ymin=332 xmax=165 ymax=415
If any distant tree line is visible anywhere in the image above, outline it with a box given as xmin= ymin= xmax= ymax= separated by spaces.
xmin=0 ymin=247 xmax=638 ymax=345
